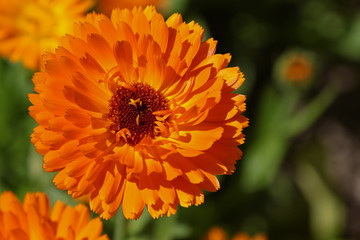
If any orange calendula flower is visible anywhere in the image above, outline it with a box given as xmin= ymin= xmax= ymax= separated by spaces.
xmin=203 ymin=227 xmax=267 ymax=240
xmin=0 ymin=0 xmax=94 ymax=70
xmin=232 ymin=233 xmax=268 ymax=240
xmin=283 ymin=54 xmax=312 ymax=83
xmin=97 ymin=0 xmax=168 ymax=16
xmin=204 ymin=226 xmax=228 ymax=240
xmin=29 ymin=6 xmax=248 ymax=220
xmin=276 ymin=50 xmax=314 ymax=84
xmin=0 ymin=191 xmax=108 ymax=240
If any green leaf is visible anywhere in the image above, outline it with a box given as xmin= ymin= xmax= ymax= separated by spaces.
xmin=295 ymin=162 xmax=345 ymax=240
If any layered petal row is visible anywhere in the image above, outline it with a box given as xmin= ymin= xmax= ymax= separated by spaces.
xmin=0 ymin=191 xmax=108 ymax=240
xmin=0 ymin=0 xmax=94 ymax=69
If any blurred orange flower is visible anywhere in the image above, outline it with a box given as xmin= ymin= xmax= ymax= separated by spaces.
xmin=0 ymin=0 xmax=94 ymax=70
xmin=232 ymin=233 xmax=268 ymax=240
xmin=97 ymin=0 xmax=168 ymax=16
xmin=0 ymin=191 xmax=108 ymax=240
xmin=29 ymin=6 xmax=248 ymax=220
xmin=203 ymin=226 xmax=228 ymax=240
xmin=279 ymin=51 xmax=314 ymax=84
xmin=203 ymin=226 xmax=267 ymax=240
xmin=283 ymin=55 xmax=312 ymax=83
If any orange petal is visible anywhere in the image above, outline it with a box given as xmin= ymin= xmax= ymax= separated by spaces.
xmin=122 ymin=181 xmax=145 ymax=219
xmin=113 ymin=40 xmax=137 ymax=82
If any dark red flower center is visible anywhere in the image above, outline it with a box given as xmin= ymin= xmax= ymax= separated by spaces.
xmin=108 ymin=83 xmax=169 ymax=146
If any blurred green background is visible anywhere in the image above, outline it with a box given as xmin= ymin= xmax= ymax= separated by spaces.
xmin=1 ymin=0 xmax=360 ymax=239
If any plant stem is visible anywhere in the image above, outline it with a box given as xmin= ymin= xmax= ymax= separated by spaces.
xmin=114 ymin=210 xmax=127 ymax=240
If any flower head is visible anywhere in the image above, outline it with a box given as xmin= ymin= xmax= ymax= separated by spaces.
xmin=29 ymin=6 xmax=248 ymax=220
xmin=204 ymin=226 xmax=228 ymax=240
xmin=203 ymin=227 xmax=267 ymax=240
xmin=0 ymin=0 xmax=94 ymax=70
xmin=97 ymin=0 xmax=168 ymax=16
xmin=0 ymin=191 xmax=108 ymax=240
xmin=275 ymin=49 xmax=314 ymax=84
xmin=232 ymin=233 xmax=268 ymax=240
